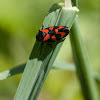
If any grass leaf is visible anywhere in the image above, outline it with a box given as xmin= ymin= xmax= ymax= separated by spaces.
xmin=0 ymin=63 xmax=26 ymax=80
xmin=70 ymin=5 xmax=99 ymax=100
xmin=1 ymin=61 xmax=100 ymax=84
xmin=13 ymin=3 xmax=79 ymax=100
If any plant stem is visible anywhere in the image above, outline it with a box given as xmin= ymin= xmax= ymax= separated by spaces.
xmin=65 ymin=0 xmax=72 ymax=7
xmin=14 ymin=3 xmax=78 ymax=100
xmin=70 ymin=10 xmax=99 ymax=100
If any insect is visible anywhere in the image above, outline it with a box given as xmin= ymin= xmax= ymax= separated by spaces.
xmin=36 ymin=26 xmax=69 ymax=42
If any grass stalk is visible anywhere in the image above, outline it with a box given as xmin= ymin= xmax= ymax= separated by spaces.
xmin=70 ymin=6 xmax=99 ymax=100
xmin=14 ymin=3 xmax=78 ymax=100
xmin=1 ymin=62 xmax=100 ymax=84
xmin=70 ymin=0 xmax=99 ymax=100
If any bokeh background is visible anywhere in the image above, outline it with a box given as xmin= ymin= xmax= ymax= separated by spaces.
xmin=0 ymin=0 xmax=100 ymax=100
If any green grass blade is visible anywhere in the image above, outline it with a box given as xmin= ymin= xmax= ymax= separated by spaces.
xmin=1 ymin=61 xmax=100 ymax=84
xmin=52 ymin=61 xmax=75 ymax=70
xmin=0 ymin=61 xmax=74 ymax=80
xmin=0 ymin=63 xmax=26 ymax=80
xmin=13 ymin=3 xmax=78 ymax=100
xmin=29 ymin=7 xmax=79 ymax=100
xmin=0 ymin=61 xmax=75 ymax=80
xmin=70 ymin=11 xmax=99 ymax=100
xmin=71 ymin=0 xmax=99 ymax=99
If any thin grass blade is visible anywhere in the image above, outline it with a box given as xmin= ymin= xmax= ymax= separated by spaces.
xmin=0 ymin=62 xmax=75 ymax=80
xmin=70 ymin=0 xmax=99 ymax=100
xmin=1 ymin=61 xmax=100 ymax=84
xmin=0 ymin=63 xmax=26 ymax=80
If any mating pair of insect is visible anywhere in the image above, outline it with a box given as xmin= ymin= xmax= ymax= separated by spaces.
xmin=36 ymin=25 xmax=69 ymax=42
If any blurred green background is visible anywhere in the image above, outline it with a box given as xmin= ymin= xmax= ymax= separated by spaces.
xmin=0 ymin=0 xmax=100 ymax=100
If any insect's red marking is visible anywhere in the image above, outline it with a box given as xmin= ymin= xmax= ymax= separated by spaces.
xmin=55 ymin=29 xmax=58 ymax=34
xmin=55 ymin=26 xmax=64 ymax=34
xmin=57 ymin=26 xmax=64 ymax=29
xmin=49 ymin=27 xmax=54 ymax=30
xmin=55 ymin=26 xmax=66 ymax=39
xmin=59 ymin=32 xmax=66 ymax=38
xmin=51 ymin=35 xmax=56 ymax=41
xmin=43 ymin=34 xmax=50 ymax=42
xmin=41 ymin=29 xmax=49 ymax=33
